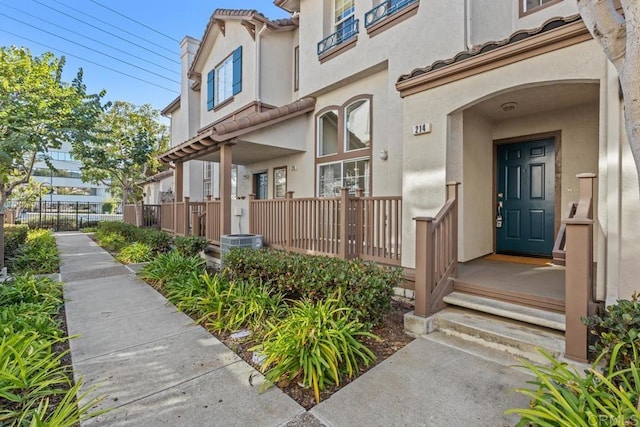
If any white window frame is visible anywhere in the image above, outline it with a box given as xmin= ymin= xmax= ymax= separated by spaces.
xmin=334 ymin=0 xmax=355 ymax=32
xmin=215 ymin=54 xmax=234 ymax=105
xmin=317 ymin=157 xmax=370 ymax=197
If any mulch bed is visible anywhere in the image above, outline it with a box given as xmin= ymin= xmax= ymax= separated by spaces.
xmin=209 ymin=298 xmax=415 ymax=409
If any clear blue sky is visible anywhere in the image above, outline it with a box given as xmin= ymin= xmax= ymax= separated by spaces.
xmin=0 ymin=1 xmax=289 ymax=113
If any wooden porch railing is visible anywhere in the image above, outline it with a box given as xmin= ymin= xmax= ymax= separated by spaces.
xmin=174 ymin=198 xmax=188 ymax=236
xmin=123 ymin=204 xmax=136 ymax=225
xmin=205 ymin=200 xmax=221 ymax=244
xmin=564 ymin=173 xmax=596 ymax=363
xmin=413 ymin=182 xmax=459 ymax=317
xmin=552 ymin=202 xmax=578 ymax=266
xmin=249 ymin=188 xmax=402 ymax=265
xmin=160 ymin=203 xmax=174 ymax=233
xmin=190 ymin=202 xmax=206 ymax=238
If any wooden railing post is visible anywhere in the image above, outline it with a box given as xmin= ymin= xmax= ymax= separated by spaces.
xmin=183 ymin=196 xmax=190 ymax=236
xmin=564 ymin=173 xmax=595 ymax=363
xmin=192 ymin=210 xmax=200 ymax=237
xmin=285 ymin=191 xmax=294 ymax=251
xmin=447 ymin=182 xmax=459 ymax=277
xmin=414 ymin=217 xmax=435 ymax=317
xmin=248 ymin=193 xmax=255 ymax=234
xmin=355 ymin=189 xmax=364 ymax=259
xmin=339 ymin=188 xmax=350 ymax=259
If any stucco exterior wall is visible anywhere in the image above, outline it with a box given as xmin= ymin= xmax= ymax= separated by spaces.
xmin=199 ymin=21 xmax=257 ymax=125
xmin=401 ymin=40 xmax=607 ymax=269
xmin=297 ymin=0 xmax=465 ymax=98
xmin=260 ymin=31 xmax=296 ymax=107
xmin=619 ymin=132 xmax=640 ymax=300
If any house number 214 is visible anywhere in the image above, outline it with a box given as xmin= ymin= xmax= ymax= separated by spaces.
xmin=413 ymin=123 xmax=431 ymax=135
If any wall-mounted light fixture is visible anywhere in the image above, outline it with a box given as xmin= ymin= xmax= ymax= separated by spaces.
xmin=379 ymin=149 xmax=388 ymax=161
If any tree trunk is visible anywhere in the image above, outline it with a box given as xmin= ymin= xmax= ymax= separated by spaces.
xmin=578 ymin=1 xmax=640 ymax=197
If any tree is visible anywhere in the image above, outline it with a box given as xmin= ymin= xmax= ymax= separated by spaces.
xmin=577 ymin=1 xmax=640 ymax=194
xmin=0 ymin=46 xmax=105 ymax=270
xmin=71 ymin=101 xmax=168 ymax=226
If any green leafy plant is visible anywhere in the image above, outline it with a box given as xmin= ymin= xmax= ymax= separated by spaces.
xmin=7 ymin=229 xmax=59 ymax=274
xmin=506 ymin=344 xmax=640 ymax=426
xmin=174 ymin=236 xmax=208 ymax=257
xmin=116 ymin=242 xmax=154 ymax=264
xmin=254 ymin=293 xmax=378 ymax=403
xmin=0 ymin=333 xmax=104 ymax=426
xmin=95 ymin=231 xmax=126 ymax=253
xmin=138 ymin=251 xmax=205 ymax=290
xmin=584 ymin=293 xmax=640 ymax=384
xmin=3 ymin=224 xmax=28 ymax=263
xmin=222 ymin=248 xmax=401 ymax=327
xmin=195 ymin=276 xmax=286 ymax=335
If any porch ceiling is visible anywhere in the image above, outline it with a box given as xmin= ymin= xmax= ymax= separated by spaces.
xmin=468 ymin=83 xmax=599 ymax=121
xmin=196 ymin=139 xmax=304 ymax=166
xmin=158 ymin=97 xmax=315 ymax=164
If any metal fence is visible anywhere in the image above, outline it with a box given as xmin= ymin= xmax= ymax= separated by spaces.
xmin=9 ymin=201 xmax=123 ymax=231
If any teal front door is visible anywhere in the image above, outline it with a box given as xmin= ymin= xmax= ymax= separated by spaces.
xmin=496 ymin=138 xmax=555 ymax=256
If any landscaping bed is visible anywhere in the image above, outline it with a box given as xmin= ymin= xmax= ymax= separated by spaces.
xmin=0 ymin=228 xmax=100 ymax=425
xmin=91 ymin=222 xmax=415 ymax=408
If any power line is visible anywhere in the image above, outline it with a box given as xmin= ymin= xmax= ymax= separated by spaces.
xmin=0 ymin=29 xmax=179 ymax=94
xmin=89 ymin=0 xmax=180 ymax=43
xmin=0 ymin=3 xmax=179 ymax=76
xmin=0 ymin=12 xmax=180 ymax=84
xmin=28 ymin=0 xmax=179 ymax=64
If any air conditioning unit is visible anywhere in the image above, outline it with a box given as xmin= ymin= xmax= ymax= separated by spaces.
xmin=220 ymin=234 xmax=263 ymax=259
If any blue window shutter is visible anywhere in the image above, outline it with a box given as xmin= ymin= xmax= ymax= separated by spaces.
xmin=207 ymin=70 xmax=215 ymax=110
xmin=232 ymin=46 xmax=242 ymax=95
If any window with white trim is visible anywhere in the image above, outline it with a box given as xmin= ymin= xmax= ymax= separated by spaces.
xmin=318 ymin=158 xmax=370 ymax=197
xmin=207 ymin=46 xmax=242 ymax=111
xmin=335 ymin=0 xmax=355 ymax=37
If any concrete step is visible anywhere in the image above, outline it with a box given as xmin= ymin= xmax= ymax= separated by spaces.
xmin=443 ymin=291 xmax=566 ymax=331
xmin=433 ymin=307 xmax=565 ymax=365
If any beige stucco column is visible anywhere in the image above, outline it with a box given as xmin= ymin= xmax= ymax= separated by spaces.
xmin=220 ymin=143 xmax=232 ymax=236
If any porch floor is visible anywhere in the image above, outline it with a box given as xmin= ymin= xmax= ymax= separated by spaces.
xmin=455 ymin=257 xmax=565 ymax=307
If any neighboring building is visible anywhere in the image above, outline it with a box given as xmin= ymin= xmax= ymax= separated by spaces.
xmin=33 ymin=142 xmax=111 ymax=203
xmin=157 ymin=1 xmax=635 ymax=360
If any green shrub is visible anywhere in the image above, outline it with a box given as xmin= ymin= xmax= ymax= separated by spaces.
xmin=0 ymin=333 xmax=103 ymax=426
xmin=194 ymin=275 xmax=286 ymax=335
xmin=9 ymin=229 xmax=59 ymax=274
xmin=254 ymin=294 xmax=378 ymax=403
xmin=139 ymin=251 xmax=205 ymax=290
xmin=135 ymin=228 xmax=171 ymax=253
xmin=174 ymin=236 xmax=208 ymax=257
xmin=506 ymin=344 xmax=640 ymax=426
xmin=101 ymin=201 xmax=115 ymax=214
xmin=95 ymin=221 xmax=171 ymax=253
xmin=222 ymin=249 xmax=401 ymax=327
xmin=116 ymin=242 xmax=154 ymax=264
xmin=584 ymin=293 xmax=640 ymax=385
xmin=95 ymin=231 xmax=127 ymax=253
xmin=3 ymin=224 xmax=28 ymax=262
xmin=0 ymin=274 xmax=62 ymax=307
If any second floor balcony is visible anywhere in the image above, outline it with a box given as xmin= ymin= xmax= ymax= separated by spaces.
xmin=364 ymin=0 xmax=419 ymax=30
xmin=317 ymin=18 xmax=360 ymax=57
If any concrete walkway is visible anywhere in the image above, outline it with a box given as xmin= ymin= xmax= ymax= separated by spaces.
xmin=57 ymin=232 xmax=304 ymax=426
xmin=58 ymin=232 xmax=534 ymax=426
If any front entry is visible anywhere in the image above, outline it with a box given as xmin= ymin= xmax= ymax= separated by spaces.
xmin=496 ymin=138 xmax=555 ymax=256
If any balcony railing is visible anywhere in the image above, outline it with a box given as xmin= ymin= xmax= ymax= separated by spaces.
xmin=364 ymin=0 xmax=418 ymax=28
xmin=317 ymin=19 xmax=360 ymax=56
